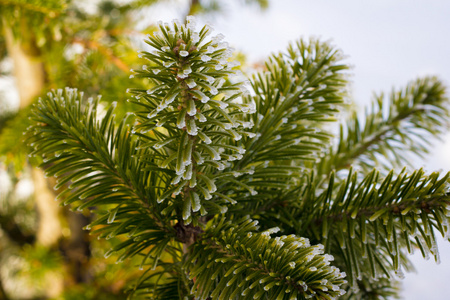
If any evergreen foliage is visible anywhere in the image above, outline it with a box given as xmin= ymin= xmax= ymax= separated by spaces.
xmin=0 ymin=1 xmax=272 ymax=298
xmin=26 ymin=16 xmax=450 ymax=299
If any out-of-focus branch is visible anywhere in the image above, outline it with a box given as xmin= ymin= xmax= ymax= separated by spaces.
xmin=72 ymin=37 xmax=130 ymax=72
xmin=0 ymin=0 xmax=64 ymax=16
xmin=188 ymin=0 xmax=200 ymax=16
xmin=0 ymin=212 xmax=35 ymax=246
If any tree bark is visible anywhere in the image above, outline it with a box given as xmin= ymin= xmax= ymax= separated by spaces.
xmin=3 ymin=22 xmax=45 ymax=108
xmin=0 ymin=276 xmax=9 ymax=300
xmin=3 ymin=18 xmax=63 ymax=297
xmin=3 ymin=17 xmax=62 ymax=248
xmin=31 ymin=168 xmax=63 ymax=247
xmin=60 ymin=211 xmax=92 ymax=286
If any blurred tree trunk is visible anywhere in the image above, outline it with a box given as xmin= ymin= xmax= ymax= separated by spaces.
xmin=4 ymin=20 xmax=64 ymax=298
xmin=3 ymin=19 xmax=90 ymax=298
xmin=4 ymin=21 xmax=63 ymax=248
xmin=0 ymin=245 xmax=9 ymax=300
xmin=3 ymin=20 xmax=62 ymax=246
xmin=3 ymin=22 xmax=45 ymax=108
xmin=0 ymin=277 xmax=9 ymax=300
xmin=31 ymin=168 xmax=63 ymax=247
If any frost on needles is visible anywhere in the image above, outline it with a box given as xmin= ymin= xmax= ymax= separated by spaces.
xmin=128 ymin=17 xmax=258 ymax=224
xmin=26 ymin=15 xmax=450 ymax=300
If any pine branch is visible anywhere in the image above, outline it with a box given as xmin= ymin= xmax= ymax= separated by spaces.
xmin=27 ymin=88 xmax=176 ymax=267
xmin=129 ymin=262 xmax=190 ymax=299
xmin=340 ymin=276 xmax=401 ymax=300
xmin=128 ymin=18 xmax=253 ymax=225
xmin=317 ymin=77 xmax=449 ymax=175
xmin=237 ymin=38 xmax=349 ymax=169
xmin=217 ymin=39 xmax=349 ymax=215
xmin=294 ymin=168 xmax=450 ymax=284
xmin=185 ymin=216 xmax=347 ymax=299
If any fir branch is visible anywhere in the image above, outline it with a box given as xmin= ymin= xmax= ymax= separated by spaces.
xmin=295 ymin=168 xmax=450 ymax=284
xmin=340 ymin=276 xmax=402 ymax=300
xmin=29 ymin=90 xmax=153 ymax=211
xmin=128 ymin=18 xmax=253 ymax=225
xmin=27 ymin=88 xmax=176 ymax=268
xmin=186 ymin=217 xmax=347 ymax=300
xmin=318 ymin=77 xmax=449 ymax=174
xmin=218 ymin=39 xmax=349 ymax=216
xmin=129 ymin=263 xmax=190 ymax=299
xmin=237 ymin=38 xmax=349 ymax=170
